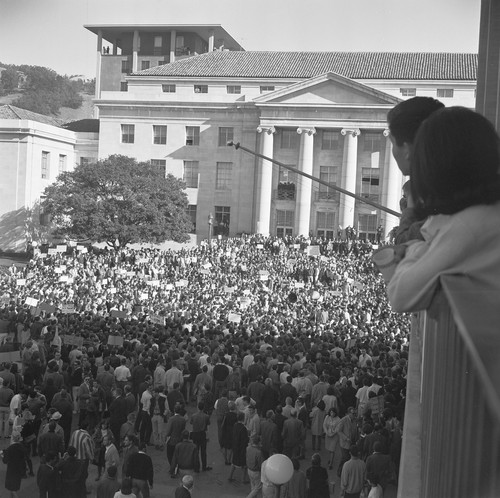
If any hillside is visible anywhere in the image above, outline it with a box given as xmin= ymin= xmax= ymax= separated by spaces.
xmin=0 ymin=91 xmax=94 ymax=124
xmin=57 ymin=93 xmax=94 ymax=123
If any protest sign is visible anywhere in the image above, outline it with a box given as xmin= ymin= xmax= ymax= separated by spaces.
xmin=107 ymin=335 xmax=124 ymax=346
xmin=228 ymin=313 xmax=241 ymax=323
xmin=16 ymin=279 xmax=26 ymax=286
xmin=39 ymin=302 xmax=56 ymax=314
xmin=308 ymin=245 xmax=320 ymax=256
xmin=294 ymin=282 xmax=305 ymax=289
xmin=150 ymin=314 xmax=166 ymax=326
xmin=110 ymin=310 xmax=127 ymax=319
xmin=61 ymin=303 xmax=75 ymax=314
xmin=56 ymin=245 xmax=67 ymax=253
xmin=63 ymin=335 xmax=84 ymax=347
xmin=25 ymin=297 xmax=38 ymax=307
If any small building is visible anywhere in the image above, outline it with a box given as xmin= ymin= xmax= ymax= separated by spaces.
xmin=0 ymin=106 xmax=98 ymax=252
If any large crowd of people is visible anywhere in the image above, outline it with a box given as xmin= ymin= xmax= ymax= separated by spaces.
xmin=0 ymin=233 xmax=409 ymax=498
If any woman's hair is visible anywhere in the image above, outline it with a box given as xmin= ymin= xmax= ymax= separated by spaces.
xmin=411 ymin=107 xmax=500 ymax=216
xmin=328 ymin=407 xmax=337 ymax=417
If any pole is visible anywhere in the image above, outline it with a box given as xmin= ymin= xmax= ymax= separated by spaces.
xmin=228 ymin=141 xmax=401 ymax=218
xmin=208 ymin=213 xmax=213 ymax=245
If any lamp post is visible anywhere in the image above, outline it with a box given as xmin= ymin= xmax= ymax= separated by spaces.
xmin=208 ymin=213 xmax=213 ymax=245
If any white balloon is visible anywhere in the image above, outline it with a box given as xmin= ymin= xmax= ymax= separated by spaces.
xmin=265 ymin=454 xmax=294 ymax=485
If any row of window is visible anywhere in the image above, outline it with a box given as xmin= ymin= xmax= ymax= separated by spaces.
xmin=120 ymin=124 xmax=233 ymax=146
xmin=120 ymin=125 xmax=383 ymax=152
xmin=120 ymin=82 xmax=277 ymax=94
xmin=188 ymin=205 xmax=378 ymax=239
xmin=400 ymin=88 xmax=456 ymax=98
xmin=41 ymin=152 xmax=67 ymax=179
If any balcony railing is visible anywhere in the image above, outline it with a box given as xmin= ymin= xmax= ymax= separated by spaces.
xmin=314 ymin=190 xmax=340 ymax=202
xmin=274 ymin=184 xmax=296 ymax=201
xmin=398 ymin=275 xmax=500 ymax=498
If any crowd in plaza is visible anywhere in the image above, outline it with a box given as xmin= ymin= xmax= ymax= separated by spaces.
xmin=0 ymin=232 xmax=409 ymax=498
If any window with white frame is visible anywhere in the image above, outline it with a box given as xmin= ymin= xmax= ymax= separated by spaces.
xmin=227 ymin=85 xmax=241 ymax=94
xmin=361 ymin=168 xmax=380 ymax=203
xmin=151 ymin=159 xmax=166 ymax=177
xmin=80 ymin=157 xmax=90 ymax=166
xmin=194 ymin=84 xmax=208 ymax=93
xmin=280 ymin=129 xmax=298 ymax=149
xmin=216 ymin=162 xmax=232 ymax=190
xmin=260 ymin=85 xmax=275 ymax=93
xmin=437 ymin=88 xmax=454 ymax=98
xmin=321 ymin=130 xmax=339 ymax=150
xmin=400 ymin=88 xmax=416 ymax=97
xmin=141 ymin=60 xmax=150 ymax=70
xmin=186 ymin=126 xmax=200 ymax=146
xmin=318 ymin=166 xmax=338 ymax=200
xmin=277 ymin=166 xmax=297 ymax=200
xmin=317 ymin=211 xmax=335 ymax=239
xmin=187 ymin=205 xmax=197 ymax=233
xmin=58 ymin=155 xmax=67 ymax=175
xmin=153 ymin=36 xmax=162 ymax=55
xmin=183 ymin=161 xmax=199 ymax=188
xmin=153 ymin=125 xmax=167 ymax=145
xmin=121 ymin=124 xmax=135 ymax=144
xmin=218 ymin=127 xmax=234 ymax=146
xmin=41 ymin=151 xmax=50 ymax=179
xmin=358 ymin=213 xmax=378 ymax=241
xmin=276 ymin=209 xmax=294 ymax=237
xmin=363 ymin=132 xmax=381 ymax=152
xmin=121 ymin=60 xmax=131 ymax=73
xmin=214 ymin=206 xmax=230 ymax=236
xmin=162 ymin=84 xmax=176 ymax=93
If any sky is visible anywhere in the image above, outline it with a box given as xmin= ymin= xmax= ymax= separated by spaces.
xmin=1 ymin=0 xmax=481 ymax=78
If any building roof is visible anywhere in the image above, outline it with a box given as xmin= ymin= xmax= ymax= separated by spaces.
xmin=134 ymin=51 xmax=477 ymax=80
xmin=0 ymin=105 xmax=62 ymax=127
xmin=84 ymin=24 xmax=244 ymax=51
xmin=62 ymin=119 xmax=100 ymax=132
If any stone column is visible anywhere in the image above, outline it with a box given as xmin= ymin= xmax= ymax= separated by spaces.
xmin=170 ymin=30 xmax=177 ymax=63
xmin=132 ymin=30 xmax=139 ymax=73
xmin=255 ymin=126 xmax=276 ymax=235
xmin=208 ymin=31 xmax=215 ymax=52
xmin=295 ymin=127 xmax=316 ymax=237
xmin=381 ymin=130 xmax=403 ymax=238
xmin=339 ymin=128 xmax=360 ymax=231
xmin=95 ymin=30 xmax=103 ymax=117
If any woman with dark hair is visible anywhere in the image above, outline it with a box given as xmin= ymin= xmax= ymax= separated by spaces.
xmin=388 ymin=107 xmax=500 ymax=312
xmin=220 ymin=400 xmax=238 ymax=465
xmin=2 ymin=432 xmax=27 ymax=498
xmin=305 ymin=453 xmax=330 ymax=498
xmin=227 ymin=411 xmax=249 ymax=484
xmin=323 ymin=407 xmax=340 ymax=470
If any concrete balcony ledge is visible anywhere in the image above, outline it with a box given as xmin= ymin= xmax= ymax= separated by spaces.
xmin=398 ymin=275 xmax=500 ymax=497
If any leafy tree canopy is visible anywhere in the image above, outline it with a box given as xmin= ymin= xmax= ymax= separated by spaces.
xmin=0 ymin=63 xmax=83 ymax=114
xmin=42 ymin=155 xmax=192 ymax=246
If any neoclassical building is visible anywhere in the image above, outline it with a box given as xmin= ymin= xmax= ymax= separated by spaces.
xmin=86 ymin=24 xmax=477 ymax=241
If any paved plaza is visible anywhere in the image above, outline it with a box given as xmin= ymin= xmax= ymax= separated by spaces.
xmin=0 ymin=402 xmax=398 ymax=498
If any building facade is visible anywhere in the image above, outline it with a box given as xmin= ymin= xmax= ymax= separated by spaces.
xmin=0 ymin=106 xmax=98 ymax=251
xmin=88 ymin=24 xmax=477 ymax=241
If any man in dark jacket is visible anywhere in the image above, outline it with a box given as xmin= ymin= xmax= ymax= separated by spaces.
xmin=37 ymin=452 xmax=61 ymax=498
xmin=171 ymin=429 xmax=199 ymax=476
xmin=96 ymin=465 xmax=120 ymax=498
xmin=127 ymin=442 xmax=154 ymax=498
xmin=56 ymin=446 xmax=85 ymax=498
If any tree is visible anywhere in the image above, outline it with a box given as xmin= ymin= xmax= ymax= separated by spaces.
xmin=42 ymin=155 xmax=193 ymax=246
xmin=0 ymin=67 xmax=19 ymax=93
